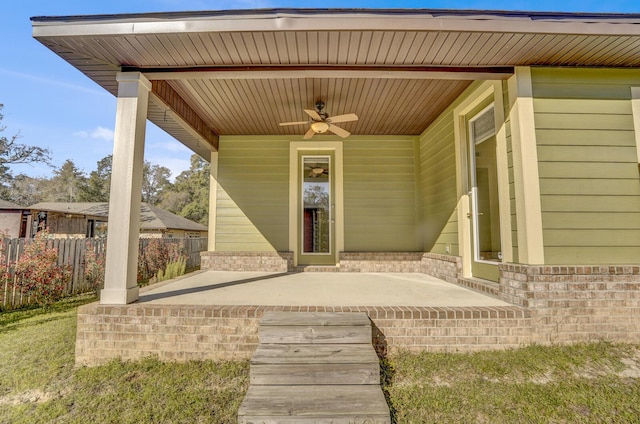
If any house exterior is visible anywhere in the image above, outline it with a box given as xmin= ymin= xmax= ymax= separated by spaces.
xmin=32 ymin=9 xmax=640 ymax=344
xmin=0 ymin=200 xmax=30 ymax=238
xmin=28 ymin=202 xmax=208 ymax=239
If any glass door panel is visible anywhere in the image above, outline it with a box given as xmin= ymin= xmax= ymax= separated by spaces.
xmin=469 ymin=104 xmax=501 ymax=281
xmin=298 ymin=154 xmax=335 ymax=265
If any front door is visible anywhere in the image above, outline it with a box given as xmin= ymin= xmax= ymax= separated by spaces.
xmin=468 ymin=104 xmax=501 ymax=281
xmin=297 ymin=153 xmax=335 ymax=265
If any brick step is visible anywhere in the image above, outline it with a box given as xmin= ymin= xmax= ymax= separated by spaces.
xmin=238 ymin=385 xmax=390 ymax=424
xmin=251 ymin=344 xmax=380 ymax=385
xmin=292 ymin=265 xmax=341 ymax=272
xmin=457 ymin=276 xmax=501 ymax=297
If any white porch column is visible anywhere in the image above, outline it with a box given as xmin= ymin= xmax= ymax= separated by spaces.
xmin=100 ymin=72 xmax=151 ymax=304
xmin=208 ymin=150 xmax=219 ymax=250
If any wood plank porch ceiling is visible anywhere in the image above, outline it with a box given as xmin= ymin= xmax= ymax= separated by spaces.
xmin=32 ymin=9 xmax=640 ymax=153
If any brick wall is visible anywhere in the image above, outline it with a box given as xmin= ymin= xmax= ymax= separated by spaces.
xmin=339 ymin=252 xmax=424 ymax=272
xmin=500 ymin=264 xmax=640 ymax=344
xmin=76 ymin=303 xmax=530 ymax=366
xmin=76 ymin=304 xmax=261 ymax=365
xmin=421 ymin=253 xmax=462 ymax=284
xmin=200 ymin=251 xmax=293 ymax=272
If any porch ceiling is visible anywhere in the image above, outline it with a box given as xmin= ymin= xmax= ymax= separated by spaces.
xmin=32 ymin=8 xmax=640 ymax=157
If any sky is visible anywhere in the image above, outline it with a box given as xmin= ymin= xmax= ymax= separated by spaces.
xmin=1 ymin=0 xmax=638 ymax=181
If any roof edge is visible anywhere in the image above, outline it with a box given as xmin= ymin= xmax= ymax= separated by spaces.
xmin=30 ymin=7 xmax=640 ymax=24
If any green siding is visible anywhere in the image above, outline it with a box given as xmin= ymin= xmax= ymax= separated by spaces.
xmin=417 ymin=89 xmax=470 ymax=256
xmin=343 ymin=136 xmax=420 ymax=251
xmin=503 ymin=80 xmax=518 ymax=263
xmin=531 ymin=67 xmax=640 ymax=264
xmin=216 ymin=135 xmax=422 ymax=253
xmin=418 ymin=82 xmax=505 ymax=257
xmin=216 ymin=136 xmax=290 ymax=252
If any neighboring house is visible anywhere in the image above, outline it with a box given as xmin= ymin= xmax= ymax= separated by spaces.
xmin=32 ymin=6 xmax=640 ymax=344
xmin=0 ymin=200 xmax=31 ymax=238
xmin=28 ymin=202 xmax=207 ymax=239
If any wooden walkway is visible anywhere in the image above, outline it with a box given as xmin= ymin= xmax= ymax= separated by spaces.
xmin=238 ymin=312 xmax=391 ymax=423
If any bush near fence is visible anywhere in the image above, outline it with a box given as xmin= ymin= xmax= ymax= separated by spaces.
xmin=0 ymin=237 xmax=207 ymax=310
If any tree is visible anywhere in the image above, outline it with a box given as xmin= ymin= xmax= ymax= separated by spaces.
xmin=160 ymin=154 xmax=209 ymax=225
xmin=142 ymin=161 xmax=172 ymax=205
xmin=80 ymin=155 xmax=112 ymax=202
xmin=42 ymin=159 xmax=88 ymax=202
xmin=7 ymin=174 xmax=46 ymax=206
xmin=0 ymin=104 xmax=52 ymax=199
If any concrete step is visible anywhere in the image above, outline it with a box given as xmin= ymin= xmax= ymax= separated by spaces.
xmin=251 ymin=344 xmax=380 ymax=385
xmin=238 ymin=385 xmax=391 ymax=424
xmin=259 ymin=312 xmax=372 ymax=344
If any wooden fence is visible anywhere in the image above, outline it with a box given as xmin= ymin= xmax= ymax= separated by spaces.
xmin=0 ymin=237 xmax=208 ymax=310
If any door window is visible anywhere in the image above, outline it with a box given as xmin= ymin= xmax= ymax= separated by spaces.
xmin=302 ymin=156 xmax=331 ymax=254
xmin=469 ymin=104 xmax=502 ymax=265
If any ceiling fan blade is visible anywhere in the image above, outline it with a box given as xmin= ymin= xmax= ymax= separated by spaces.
xmin=328 ymin=124 xmax=350 ymax=138
xmin=303 ymin=127 xmax=315 ymax=139
xmin=279 ymin=121 xmax=309 ymax=126
xmin=328 ymin=113 xmax=358 ymax=123
xmin=304 ymin=109 xmax=322 ymax=121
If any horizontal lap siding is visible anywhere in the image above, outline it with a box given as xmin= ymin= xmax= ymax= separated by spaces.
xmin=216 ymin=137 xmax=290 ymax=252
xmin=503 ymin=81 xmax=518 ymax=262
xmin=343 ymin=137 xmax=420 ymax=251
xmin=418 ymin=97 xmax=460 ymax=255
xmin=531 ymin=68 xmax=640 ymax=264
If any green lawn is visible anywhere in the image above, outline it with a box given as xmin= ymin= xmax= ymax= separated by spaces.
xmin=0 ymin=298 xmax=248 ymax=424
xmin=1 ymin=299 xmax=639 ymax=423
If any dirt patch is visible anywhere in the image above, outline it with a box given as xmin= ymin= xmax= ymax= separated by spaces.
xmin=0 ymin=389 xmax=57 ymax=405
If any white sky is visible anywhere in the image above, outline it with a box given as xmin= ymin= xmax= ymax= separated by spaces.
xmin=1 ymin=0 xmax=638 ymax=180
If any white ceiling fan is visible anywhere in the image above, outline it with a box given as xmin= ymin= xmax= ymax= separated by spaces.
xmin=279 ymin=101 xmax=358 ymax=139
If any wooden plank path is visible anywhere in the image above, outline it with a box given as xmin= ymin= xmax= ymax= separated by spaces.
xmin=238 ymin=311 xmax=391 ymax=423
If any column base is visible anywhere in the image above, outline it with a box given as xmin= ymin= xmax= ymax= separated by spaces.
xmin=100 ymin=286 xmax=139 ymax=305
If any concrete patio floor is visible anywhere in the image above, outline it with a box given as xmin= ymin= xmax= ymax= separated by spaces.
xmin=138 ymin=271 xmax=510 ymax=307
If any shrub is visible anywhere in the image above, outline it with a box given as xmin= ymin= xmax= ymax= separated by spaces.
xmin=157 ymin=256 xmax=187 ymax=282
xmin=15 ymin=231 xmax=71 ymax=306
xmin=83 ymin=242 xmax=105 ymax=294
xmin=138 ymin=239 xmax=186 ymax=285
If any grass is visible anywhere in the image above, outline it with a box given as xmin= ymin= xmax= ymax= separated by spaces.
xmin=0 ymin=299 xmax=249 ymax=424
xmin=383 ymin=343 xmax=640 ymax=423
xmin=1 ymin=299 xmax=639 ymax=423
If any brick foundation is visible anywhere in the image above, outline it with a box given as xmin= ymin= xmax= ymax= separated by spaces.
xmin=77 ymin=253 xmax=640 ymax=365
xmin=75 ymin=303 xmax=530 ymax=366
xmin=499 ymin=264 xmax=640 ymax=344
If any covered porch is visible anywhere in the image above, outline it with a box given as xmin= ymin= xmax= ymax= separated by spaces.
xmin=138 ymin=271 xmax=510 ymax=306
xmin=75 ymin=271 xmax=529 ymax=366
xmin=33 ymin=9 xmax=640 ymax=365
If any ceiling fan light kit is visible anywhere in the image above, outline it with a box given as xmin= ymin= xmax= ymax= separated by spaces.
xmin=310 ymin=121 xmax=330 ymax=133
xmin=279 ymin=101 xmax=358 ymax=139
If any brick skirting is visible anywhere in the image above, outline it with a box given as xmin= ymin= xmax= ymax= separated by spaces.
xmin=78 ymin=254 xmax=640 ymax=365
xmin=75 ymin=303 xmax=531 ymax=366
xmin=499 ymin=264 xmax=640 ymax=344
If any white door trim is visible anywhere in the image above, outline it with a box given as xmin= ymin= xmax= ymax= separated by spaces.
xmin=289 ymin=141 xmax=344 ymax=267
xmin=453 ymin=80 xmax=512 ymax=277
